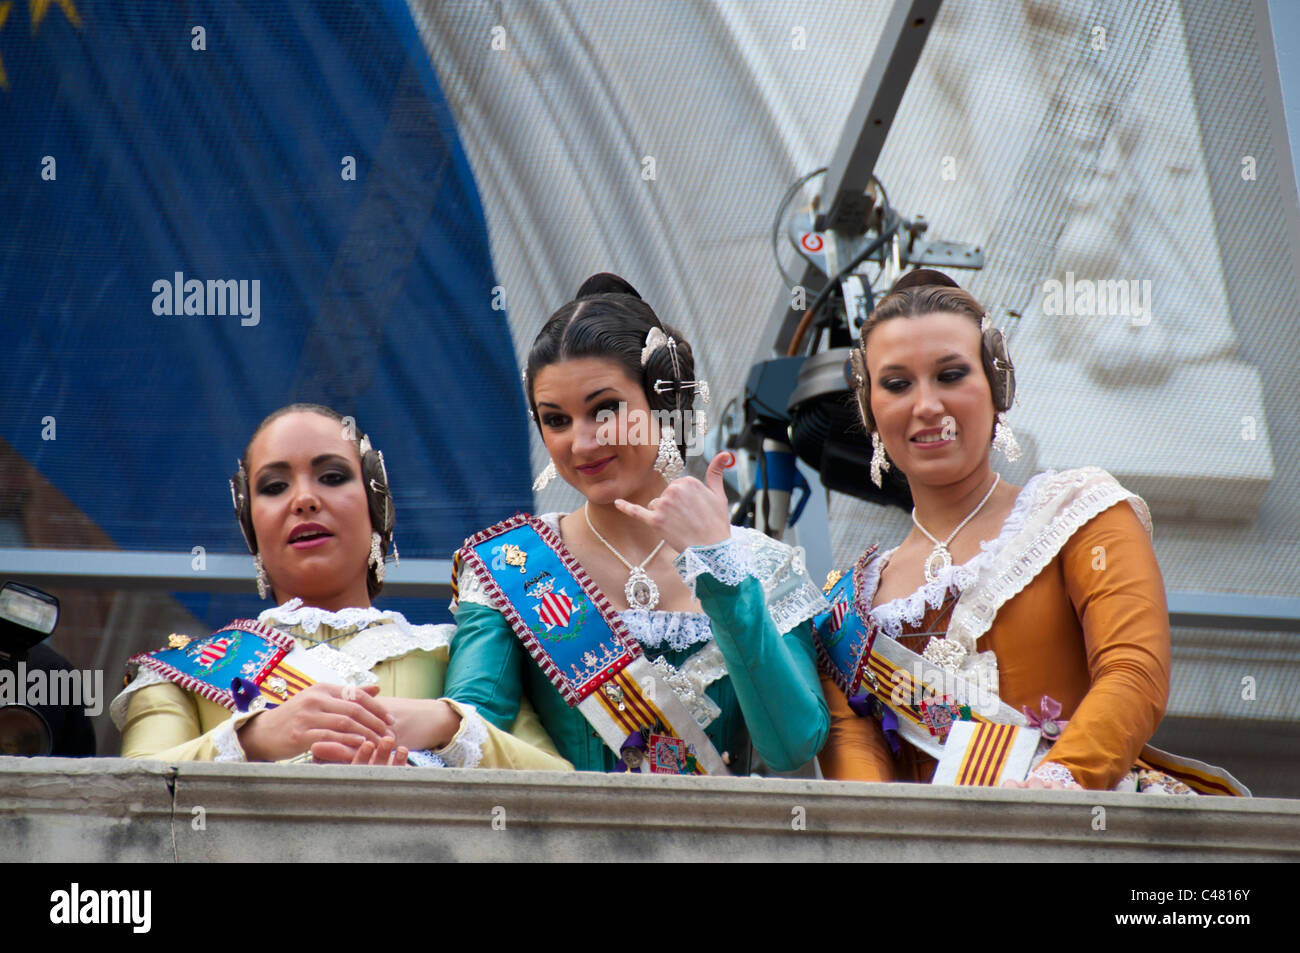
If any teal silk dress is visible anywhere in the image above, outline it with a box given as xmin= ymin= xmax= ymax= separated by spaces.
xmin=445 ymin=514 xmax=831 ymax=773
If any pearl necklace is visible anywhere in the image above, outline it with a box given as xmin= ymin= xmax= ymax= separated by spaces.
xmin=911 ymin=474 xmax=1001 ymax=584
xmin=584 ymin=504 xmax=666 ymax=610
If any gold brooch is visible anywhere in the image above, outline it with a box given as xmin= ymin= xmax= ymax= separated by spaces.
xmin=167 ymin=633 xmax=192 ymax=649
xmin=502 ymin=543 xmax=528 ymax=573
xmin=822 ymin=569 xmax=843 ymax=594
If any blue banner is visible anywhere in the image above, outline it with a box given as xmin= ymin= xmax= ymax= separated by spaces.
xmin=0 ymin=1 xmax=530 ymax=626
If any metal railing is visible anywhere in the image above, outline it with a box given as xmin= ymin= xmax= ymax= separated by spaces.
xmin=1 ymin=547 xmax=1297 ymax=630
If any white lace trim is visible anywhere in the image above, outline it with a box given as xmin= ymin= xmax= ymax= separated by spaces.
xmin=859 ymin=469 xmax=1146 ymax=693
xmin=674 ymin=533 xmax=755 ymax=590
xmin=649 ymin=642 xmax=727 ymax=727
xmin=258 ymin=597 xmax=432 ymax=638
xmin=620 ymin=609 xmax=714 ymax=651
xmin=437 ymin=701 xmax=488 ymax=768
xmin=863 ymin=472 xmax=1051 ymax=640
xmin=301 ymin=643 xmax=381 ymax=687
xmin=675 ymin=527 xmax=828 ymax=631
xmin=1027 ymin=760 xmax=1081 ymax=788
xmin=944 ymin=467 xmax=1150 ymax=658
xmin=768 ymin=578 xmax=831 ymax=634
xmin=211 ymin=711 xmax=258 ymax=763
xmin=407 ymin=749 xmax=447 ymax=768
xmin=455 ymin=559 xmax=493 ymax=610
xmin=327 ymin=620 xmax=450 ymax=672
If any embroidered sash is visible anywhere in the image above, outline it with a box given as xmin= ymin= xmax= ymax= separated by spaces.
xmin=815 ymin=566 xmax=1250 ymax=795
xmin=456 ymin=514 xmax=729 ymax=775
xmin=816 ymin=564 xmax=1027 ymax=761
xmin=129 ymin=619 xmax=336 ymax=711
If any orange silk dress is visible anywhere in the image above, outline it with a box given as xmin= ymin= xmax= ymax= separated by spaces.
xmin=818 ymin=498 xmax=1171 ymax=792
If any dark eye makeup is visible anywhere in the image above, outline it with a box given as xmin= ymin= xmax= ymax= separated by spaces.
xmin=879 ymin=363 xmax=972 ymax=393
xmin=256 ymin=466 xmax=353 ymax=495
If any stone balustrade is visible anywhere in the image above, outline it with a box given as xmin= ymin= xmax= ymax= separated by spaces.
xmin=3 ymin=757 xmax=1298 ymax=862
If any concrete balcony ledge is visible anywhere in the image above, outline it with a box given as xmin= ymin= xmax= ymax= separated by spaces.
xmin=2 ymin=757 xmax=1298 ymax=862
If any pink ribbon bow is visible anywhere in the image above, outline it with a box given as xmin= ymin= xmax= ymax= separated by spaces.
xmin=1022 ymin=695 xmax=1067 ymax=741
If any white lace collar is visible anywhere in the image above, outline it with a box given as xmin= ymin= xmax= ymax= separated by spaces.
xmin=619 ymin=609 xmax=713 ymax=651
xmin=862 ymin=472 xmax=1050 ymax=639
xmin=258 ymin=597 xmax=415 ymax=636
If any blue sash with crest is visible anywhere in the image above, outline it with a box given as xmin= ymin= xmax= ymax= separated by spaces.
xmin=456 ymin=515 xmax=640 ymax=705
xmin=813 ymin=546 xmax=880 ymax=699
xmin=129 ymin=619 xmax=304 ymax=711
xmin=455 ymin=514 xmax=729 ymax=775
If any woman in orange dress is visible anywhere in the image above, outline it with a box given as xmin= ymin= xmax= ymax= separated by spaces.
xmin=814 ymin=271 xmax=1246 ymax=795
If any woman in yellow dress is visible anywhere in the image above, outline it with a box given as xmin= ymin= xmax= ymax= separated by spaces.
xmin=111 ymin=403 xmax=570 ymax=770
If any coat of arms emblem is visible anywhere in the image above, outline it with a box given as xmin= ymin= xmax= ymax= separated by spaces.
xmin=530 ymin=578 xmax=575 ymax=631
xmin=189 ymin=634 xmax=236 ymax=672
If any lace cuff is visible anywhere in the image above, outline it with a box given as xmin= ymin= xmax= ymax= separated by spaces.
xmin=212 ymin=709 xmax=262 ymax=763
xmin=407 ymin=749 xmax=447 ymax=768
xmin=434 ymin=699 xmax=489 ymax=768
xmin=1027 ymin=760 xmax=1082 ymax=788
xmin=674 ymin=536 xmax=755 ymax=595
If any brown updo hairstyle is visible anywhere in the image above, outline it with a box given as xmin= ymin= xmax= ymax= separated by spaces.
xmin=524 ymin=273 xmax=698 ymax=457
xmin=851 ymin=269 xmax=1015 ymax=437
xmin=229 ymin=403 xmax=396 ymax=599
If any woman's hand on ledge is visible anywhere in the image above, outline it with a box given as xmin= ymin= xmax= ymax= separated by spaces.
xmin=236 ymin=683 xmax=394 ymax=762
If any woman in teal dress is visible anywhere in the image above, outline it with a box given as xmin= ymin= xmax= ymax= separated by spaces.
xmin=444 ymin=274 xmax=829 ymax=774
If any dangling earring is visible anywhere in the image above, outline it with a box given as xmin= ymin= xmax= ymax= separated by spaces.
xmin=654 ymin=426 xmax=685 ymax=480
xmin=532 ymin=461 xmax=557 ymax=492
xmin=253 ymin=553 xmax=269 ymax=601
xmin=369 ymin=530 xmax=385 ymax=584
xmin=992 ymin=414 xmax=1021 ymax=462
xmin=870 ymin=432 xmax=891 ymax=488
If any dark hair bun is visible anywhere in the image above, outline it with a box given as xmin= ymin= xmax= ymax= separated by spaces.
xmin=890 ymin=268 xmax=960 ymax=294
xmin=576 ymin=272 xmax=641 ymax=300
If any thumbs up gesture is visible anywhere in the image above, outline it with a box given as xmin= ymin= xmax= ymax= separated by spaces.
xmin=615 ymin=452 xmax=735 ymax=553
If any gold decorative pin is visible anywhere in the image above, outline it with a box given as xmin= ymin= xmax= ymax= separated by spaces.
xmin=822 ymin=569 xmax=843 ymax=594
xmin=168 ymin=633 xmax=192 ymax=649
xmin=502 ymin=543 xmax=528 ymax=573
xmin=603 ymin=682 xmax=626 ymax=712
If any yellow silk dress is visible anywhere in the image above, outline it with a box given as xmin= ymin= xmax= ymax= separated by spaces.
xmin=112 ymin=598 xmax=571 ymax=770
